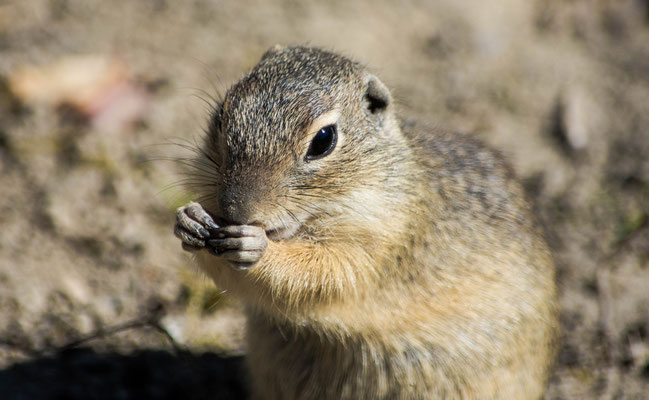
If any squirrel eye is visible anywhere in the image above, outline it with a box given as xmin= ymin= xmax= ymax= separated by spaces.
xmin=305 ymin=125 xmax=337 ymax=161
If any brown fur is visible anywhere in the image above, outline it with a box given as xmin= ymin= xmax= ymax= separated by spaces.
xmin=183 ymin=46 xmax=558 ymax=399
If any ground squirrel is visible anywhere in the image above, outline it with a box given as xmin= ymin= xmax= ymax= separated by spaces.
xmin=173 ymin=46 xmax=558 ymax=399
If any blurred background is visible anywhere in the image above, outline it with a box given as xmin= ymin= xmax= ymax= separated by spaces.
xmin=0 ymin=0 xmax=648 ymax=398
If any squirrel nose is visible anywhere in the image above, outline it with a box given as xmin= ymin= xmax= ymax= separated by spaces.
xmin=219 ymin=185 xmax=254 ymax=225
xmin=221 ymin=207 xmax=250 ymax=226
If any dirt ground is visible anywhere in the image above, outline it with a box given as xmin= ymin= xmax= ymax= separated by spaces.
xmin=0 ymin=0 xmax=648 ymax=399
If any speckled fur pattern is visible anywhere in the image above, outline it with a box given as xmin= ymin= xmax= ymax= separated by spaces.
xmin=180 ymin=46 xmax=559 ymax=399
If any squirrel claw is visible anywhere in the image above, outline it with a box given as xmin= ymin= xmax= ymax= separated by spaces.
xmin=175 ymin=202 xmax=216 ymax=251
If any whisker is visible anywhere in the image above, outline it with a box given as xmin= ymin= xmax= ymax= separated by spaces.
xmin=189 ymin=55 xmax=227 ymax=104
xmin=189 ymin=92 xmax=218 ymax=116
xmin=284 ymin=197 xmax=329 ymax=220
xmin=282 ymin=206 xmax=301 ymax=226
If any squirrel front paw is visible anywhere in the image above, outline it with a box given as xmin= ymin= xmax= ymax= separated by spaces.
xmin=174 ymin=202 xmax=218 ymax=250
xmin=208 ymin=225 xmax=268 ymax=270
xmin=174 ymin=202 xmax=267 ymax=270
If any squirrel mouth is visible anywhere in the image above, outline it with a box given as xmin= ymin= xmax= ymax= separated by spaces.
xmin=265 ymin=224 xmax=300 ymax=242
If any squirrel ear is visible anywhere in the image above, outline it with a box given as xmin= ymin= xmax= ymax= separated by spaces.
xmin=364 ymin=74 xmax=391 ymax=114
xmin=261 ymin=44 xmax=285 ymax=61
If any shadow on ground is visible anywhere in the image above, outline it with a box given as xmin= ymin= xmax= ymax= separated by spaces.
xmin=0 ymin=348 xmax=248 ymax=400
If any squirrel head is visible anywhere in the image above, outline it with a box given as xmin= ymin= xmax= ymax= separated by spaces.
xmin=200 ymin=46 xmax=405 ymax=241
